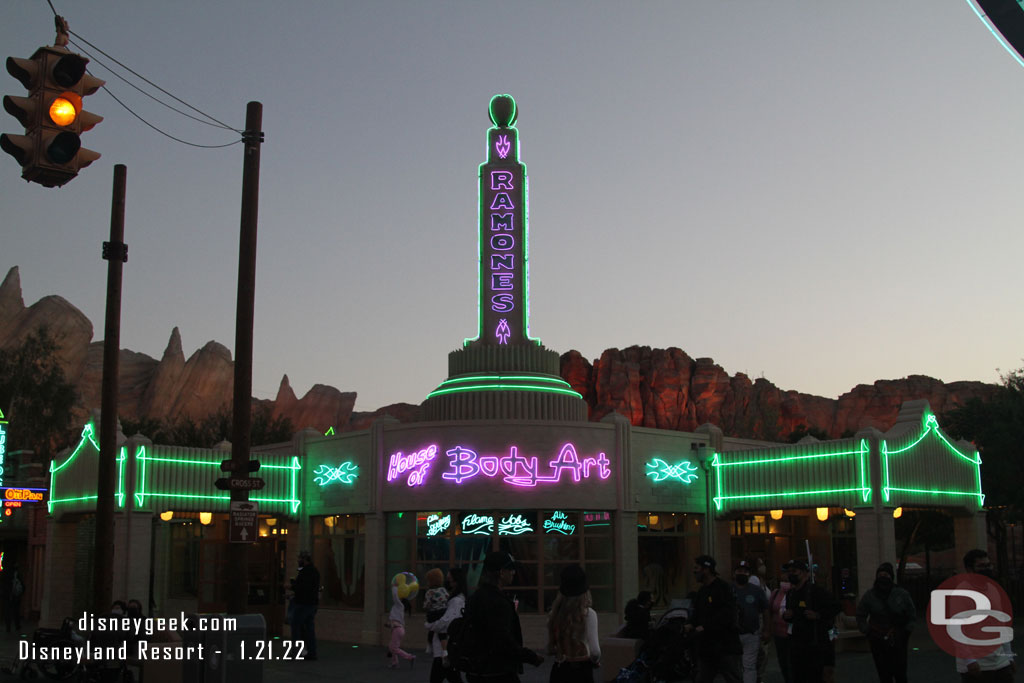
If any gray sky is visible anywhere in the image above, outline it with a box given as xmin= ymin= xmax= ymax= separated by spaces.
xmin=2 ymin=1 xmax=1022 ymax=412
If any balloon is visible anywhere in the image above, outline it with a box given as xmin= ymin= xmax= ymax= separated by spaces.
xmin=392 ymin=571 xmax=420 ymax=601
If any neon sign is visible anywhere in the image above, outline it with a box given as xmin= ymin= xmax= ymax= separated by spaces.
xmin=426 ymin=513 xmax=451 ymax=537
xmin=462 ymin=513 xmax=494 ymax=535
xmin=467 ymin=94 xmax=537 ymax=347
xmin=2 ymin=488 xmax=45 ymax=503
xmin=0 ymin=408 xmax=8 ymax=487
xmin=881 ymin=413 xmax=984 ymax=506
xmin=387 ymin=445 xmax=438 ymax=487
xmin=543 ymin=510 xmax=576 ymax=535
xmin=646 ymin=459 xmax=699 ymax=484
xmin=440 ymin=443 xmax=611 ymax=488
xmin=313 ymin=462 xmax=359 ymax=486
xmin=498 ymin=514 xmax=533 ymax=535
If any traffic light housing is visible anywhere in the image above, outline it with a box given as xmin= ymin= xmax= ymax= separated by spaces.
xmin=1 ymin=45 xmax=103 ymax=187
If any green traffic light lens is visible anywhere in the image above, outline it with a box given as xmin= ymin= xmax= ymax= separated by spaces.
xmin=46 ymin=131 xmax=80 ymax=164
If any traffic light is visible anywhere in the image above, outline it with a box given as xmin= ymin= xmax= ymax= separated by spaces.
xmin=1 ymin=45 xmax=103 ymax=187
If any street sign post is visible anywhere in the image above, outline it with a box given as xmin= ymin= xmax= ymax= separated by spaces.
xmin=229 ymin=500 xmax=259 ymax=543
xmin=215 ymin=477 xmax=265 ymax=491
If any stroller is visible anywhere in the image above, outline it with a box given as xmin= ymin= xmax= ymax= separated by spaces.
xmin=615 ymin=600 xmax=696 ymax=683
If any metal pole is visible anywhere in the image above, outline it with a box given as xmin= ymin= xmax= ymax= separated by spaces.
xmin=226 ymin=102 xmax=263 ymax=615
xmin=94 ymin=163 xmax=127 ymax=613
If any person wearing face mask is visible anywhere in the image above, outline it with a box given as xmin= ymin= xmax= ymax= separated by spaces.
xmin=855 ymin=562 xmax=915 ymax=683
xmin=955 ymin=549 xmax=1016 ymax=682
xmin=733 ymin=561 xmax=770 ymax=683
xmin=782 ymin=559 xmax=840 ymax=683
xmin=684 ymin=554 xmax=742 ymax=683
xmin=769 ymin=564 xmax=794 ymax=683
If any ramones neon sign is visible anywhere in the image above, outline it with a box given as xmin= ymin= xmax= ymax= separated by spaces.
xmin=387 ymin=442 xmax=611 ymax=488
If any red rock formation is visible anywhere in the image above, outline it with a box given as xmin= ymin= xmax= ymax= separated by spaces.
xmin=561 ymin=346 xmax=997 ymax=439
xmin=0 ymin=268 xmax=999 ymax=441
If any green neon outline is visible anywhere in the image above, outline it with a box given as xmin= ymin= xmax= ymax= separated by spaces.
xmin=425 ymin=383 xmax=582 ymax=399
xmin=711 ymin=440 xmax=871 ymax=512
xmin=435 ymin=374 xmax=573 ymax=388
xmin=645 ymin=458 xmax=699 ymax=484
xmin=464 ymin=103 xmax=541 ymax=348
xmin=49 ymin=422 xmax=101 ymax=513
xmin=134 ymin=450 xmax=302 ymax=514
xmin=881 ymin=413 xmax=983 ymax=506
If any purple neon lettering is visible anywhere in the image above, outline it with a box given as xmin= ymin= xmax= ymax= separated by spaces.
xmin=490 ymin=170 xmax=514 ymax=190
xmin=491 ymin=293 xmax=514 ymax=312
xmin=387 ymin=445 xmax=438 ymax=484
xmin=490 ymin=213 xmax=514 ymax=232
xmin=442 ymin=446 xmax=480 ymax=484
xmin=490 ymin=254 xmax=514 ymax=270
xmin=439 ymin=444 xmax=612 ymax=488
xmin=491 ymin=273 xmax=514 ymax=291
xmin=490 ymin=234 xmax=514 ymax=251
xmin=490 ymin=193 xmax=515 ymax=211
xmin=495 ymin=134 xmax=511 ymax=159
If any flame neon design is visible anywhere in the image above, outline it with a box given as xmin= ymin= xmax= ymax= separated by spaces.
xmin=496 ymin=319 xmax=511 ymax=344
xmin=495 ymin=134 xmax=511 ymax=159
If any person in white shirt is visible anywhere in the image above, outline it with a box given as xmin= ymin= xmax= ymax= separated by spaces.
xmin=955 ymin=549 xmax=1016 ymax=682
xmin=426 ymin=567 xmax=467 ymax=683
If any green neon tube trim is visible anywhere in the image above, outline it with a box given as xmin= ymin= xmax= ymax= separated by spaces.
xmin=881 ymin=414 xmax=982 ymax=504
xmin=713 ymin=448 xmax=865 ymax=468
xmin=48 ymin=494 xmax=99 ymax=513
xmin=116 ymin=447 xmax=126 ymax=508
xmin=885 ymin=486 xmax=984 ymax=499
xmin=714 ymin=487 xmax=868 ymax=509
xmin=426 ymin=383 xmax=582 ymax=399
xmin=51 ymin=422 xmax=100 ymax=475
xmin=436 ymin=375 xmax=573 ymax=388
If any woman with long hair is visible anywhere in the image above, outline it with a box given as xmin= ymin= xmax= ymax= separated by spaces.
xmin=426 ymin=567 xmax=467 ymax=683
xmin=547 ymin=564 xmax=601 ymax=683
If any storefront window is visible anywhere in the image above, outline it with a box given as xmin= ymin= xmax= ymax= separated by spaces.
xmin=637 ymin=512 xmax=701 ymax=607
xmin=168 ymin=521 xmax=201 ymax=598
xmin=386 ymin=510 xmax=615 ymax=614
xmin=312 ymin=514 xmax=366 ymax=609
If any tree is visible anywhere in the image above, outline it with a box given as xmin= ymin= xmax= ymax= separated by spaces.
xmin=943 ymin=367 xmax=1024 ymax=578
xmin=0 ymin=327 xmax=79 ymax=463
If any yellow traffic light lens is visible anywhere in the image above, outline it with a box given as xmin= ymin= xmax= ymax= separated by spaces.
xmin=49 ymin=97 xmax=78 ymax=126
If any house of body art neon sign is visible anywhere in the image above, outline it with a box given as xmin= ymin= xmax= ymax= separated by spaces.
xmin=385 ymin=442 xmax=612 ymax=488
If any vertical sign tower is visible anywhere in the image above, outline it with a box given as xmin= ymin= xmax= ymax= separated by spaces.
xmin=475 ymin=94 xmax=531 ymax=347
xmin=423 ymin=95 xmax=587 ymax=422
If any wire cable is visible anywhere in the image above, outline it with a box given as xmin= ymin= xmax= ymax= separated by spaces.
xmin=101 ymin=86 xmax=242 ymax=149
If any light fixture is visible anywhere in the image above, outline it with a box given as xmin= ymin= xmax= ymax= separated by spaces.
xmin=816 ymin=507 xmax=829 ymax=522
xmin=844 ymin=509 xmax=856 ymax=518
xmin=324 ymin=516 xmax=335 ymax=528
xmin=893 ymin=507 xmax=903 ymax=519
xmin=770 ymin=510 xmax=783 ymax=521
xmin=649 ymin=515 xmax=659 ymax=527
xmin=266 ymin=517 xmax=277 ymax=526
xmin=199 ymin=512 xmax=212 ymax=525
xmin=160 ymin=511 xmax=173 ymax=522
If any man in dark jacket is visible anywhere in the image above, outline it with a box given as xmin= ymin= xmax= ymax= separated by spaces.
xmin=856 ymin=562 xmax=915 ymax=683
xmin=464 ymin=551 xmax=544 ymax=683
xmin=290 ymin=549 xmax=320 ymax=660
xmin=782 ymin=559 xmax=840 ymax=683
xmin=686 ymin=554 xmax=742 ymax=683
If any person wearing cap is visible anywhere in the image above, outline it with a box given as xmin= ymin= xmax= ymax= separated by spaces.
xmin=855 ymin=562 xmax=915 ymax=683
xmin=686 ymin=554 xmax=742 ymax=683
xmin=733 ymin=560 xmax=770 ymax=683
xmin=290 ymin=549 xmax=321 ymax=660
xmin=782 ymin=559 xmax=839 ymax=683
xmin=463 ymin=550 xmax=544 ymax=683
xmin=547 ymin=564 xmax=601 ymax=683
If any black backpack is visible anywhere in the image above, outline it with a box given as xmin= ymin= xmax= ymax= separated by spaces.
xmin=445 ymin=609 xmax=488 ymax=674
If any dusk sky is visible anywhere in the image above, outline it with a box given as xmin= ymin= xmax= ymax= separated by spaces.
xmin=2 ymin=2 xmax=1023 ymax=412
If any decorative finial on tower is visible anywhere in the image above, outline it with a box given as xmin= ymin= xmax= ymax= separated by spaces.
xmin=488 ymin=94 xmax=517 ymax=128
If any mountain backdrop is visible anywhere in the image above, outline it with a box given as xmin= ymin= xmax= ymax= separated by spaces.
xmin=0 ymin=266 xmax=997 ymax=441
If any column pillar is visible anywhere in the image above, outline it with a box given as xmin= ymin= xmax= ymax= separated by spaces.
xmin=614 ymin=509 xmax=638 ymax=619
xmin=713 ymin=520 xmax=733 ymax=574
xmin=954 ymin=512 xmax=988 ymax=572
xmin=360 ymin=511 xmax=385 ymax=644
xmin=854 ymin=508 xmax=896 ymax=598
xmin=40 ymin=518 xmax=78 ymax=627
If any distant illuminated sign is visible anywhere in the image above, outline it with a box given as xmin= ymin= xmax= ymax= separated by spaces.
xmin=426 ymin=513 xmax=451 ymax=537
xmin=387 ymin=445 xmax=438 ymax=487
xmin=646 ymin=458 xmax=699 ymax=484
xmin=0 ymin=409 xmax=8 ymax=487
xmin=313 ymin=462 xmax=359 ymax=487
xmin=2 ymin=488 xmax=44 ymax=503
xmin=462 ymin=513 xmax=494 ymax=535
xmin=543 ymin=510 xmax=576 ymax=535
xmin=498 ymin=514 xmax=533 ymax=535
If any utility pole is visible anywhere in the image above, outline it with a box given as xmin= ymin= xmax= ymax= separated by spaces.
xmin=94 ymin=163 xmax=127 ymax=613
xmin=226 ymin=102 xmax=263 ymax=615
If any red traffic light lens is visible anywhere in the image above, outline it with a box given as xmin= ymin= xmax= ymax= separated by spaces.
xmin=52 ymin=54 xmax=87 ymax=88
